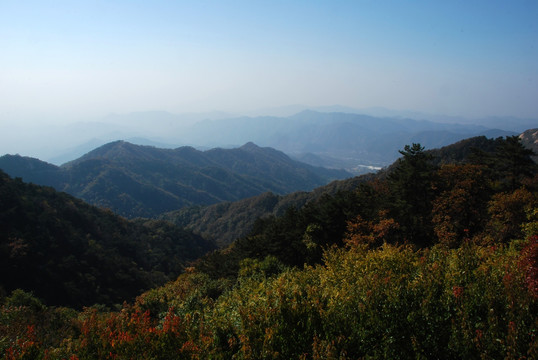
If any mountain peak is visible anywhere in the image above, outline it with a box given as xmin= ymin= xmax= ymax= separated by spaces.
xmin=239 ymin=142 xmax=261 ymax=151
xmin=82 ymin=140 xmax=129 ymax=154
xmin=238 ymin=142 xmax=289 ymax=160
xmin=64 ymin=140 xmax=160 ymax=166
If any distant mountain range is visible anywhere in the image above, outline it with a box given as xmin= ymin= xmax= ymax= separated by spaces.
xmin=2 ymin=109 xmax=527 ymax=171
xmin=0 ymin=141 xmax=350 ymax=218
xmin=178 ymin=110 xmax=517 ymax=170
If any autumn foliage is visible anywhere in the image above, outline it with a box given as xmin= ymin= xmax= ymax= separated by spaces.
xmin=1 ymin=136 xmax=537 ymax=359
xmin=2 ymin=240 xmax=537 ymax=359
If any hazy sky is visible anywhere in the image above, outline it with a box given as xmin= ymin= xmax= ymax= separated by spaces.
xmin=1 ymin=0 xmax=537 ymax=124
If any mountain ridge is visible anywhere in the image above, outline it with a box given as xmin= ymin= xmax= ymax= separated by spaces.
xmin=3 ymin=109 xmax=525 ymax=167
xmin=0 ymin=141 xmax=351 ymax=218
xmin=179 ymin=110 xmax=518 ymax=170
xmin=161 ymin=133 xmax=537 ymax=246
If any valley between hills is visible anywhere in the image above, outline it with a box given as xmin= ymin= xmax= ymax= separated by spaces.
xmin=0 ymin=124 xmax=537 ymax=359
xmin=2 ymin=0 xmax=537 ymax=357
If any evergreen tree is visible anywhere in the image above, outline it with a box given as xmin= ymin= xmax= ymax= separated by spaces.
xmin=494 ymin=135 xmax=536 ymax=190
xmin=388 ymin=144 xmax=437 ymax=246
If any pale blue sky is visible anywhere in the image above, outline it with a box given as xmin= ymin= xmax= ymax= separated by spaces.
xmin=1 ymin=0 xmax=537 ymax=123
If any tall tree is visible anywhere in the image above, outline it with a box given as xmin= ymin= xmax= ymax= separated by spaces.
xmin=388 ymin=144 xmax=437 ymax=246
xmin=494 ymin=136 xmax=536 ymax=190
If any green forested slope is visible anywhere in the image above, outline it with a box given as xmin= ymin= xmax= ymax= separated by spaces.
xmin=192 ymin=136 xmax=536 ymax=280
xmin=162 ymin=136 xmax=510 ymax=246
xmin=0 ymin=170 xmax=216 ymax=308
xmin=160 ymin=174 xmax=372 ymax=246
xmin=0 ymin=141 xmax=350 ymax=218
xmin=1 ymin=135 xmax=537 ymax=359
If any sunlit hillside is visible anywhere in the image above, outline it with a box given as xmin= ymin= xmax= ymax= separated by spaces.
xmin=1 ymin=135 xmax=536 ymax=359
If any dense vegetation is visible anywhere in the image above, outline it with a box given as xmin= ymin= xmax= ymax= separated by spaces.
xmin=163 ymin=135 xmax=515 ymax=247
xmin=0 ymin=141 xmax=349 ymax=218
xmin=1 ymin=135 xmax=537 ymax=359
xmin=192 ymin=136 xmax=536 ymax=279
xmin=0 ymin=171 xmax=215 ymax=308
xmin=161 ymin=174 xmax=372 ymax=246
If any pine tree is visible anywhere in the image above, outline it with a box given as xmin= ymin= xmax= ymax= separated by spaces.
xmin=494 ymin=136 xmax=536 ymax=190
xmin=388 ymin=144 xmax=437 ymax=246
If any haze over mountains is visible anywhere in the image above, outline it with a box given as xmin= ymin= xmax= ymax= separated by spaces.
xmin=2 ymin=108 xmax=527 ymax=171
xmin=1 ymin=107 xmax=533 ymax=226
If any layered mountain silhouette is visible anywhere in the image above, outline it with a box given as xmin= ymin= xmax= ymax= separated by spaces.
xmin=7 ymin=110 xmax=524 ymax=169
xmin=0 ymin=141 xmax=350 ymax=218
xmin=178 ymin=110 xmax=517 ymax=169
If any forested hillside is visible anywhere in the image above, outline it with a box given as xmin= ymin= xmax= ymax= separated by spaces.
xmin=195 ymin=136 xmax=536 ymax=277
xmin=162 ymin=135 xmax=510 ymax=246
xmin=161 ymin=174 xmax=373 ymax=246
xmin=1 ymin=135 xmax=537 ymax=359
xmin=0 ymin=170 xmax=215 ymax=308
xmin=0 ymin=141 xmax=349 ymax=218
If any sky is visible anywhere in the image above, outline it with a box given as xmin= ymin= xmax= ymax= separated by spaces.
xmin=1 ymin=0 xmax=537 ymax=125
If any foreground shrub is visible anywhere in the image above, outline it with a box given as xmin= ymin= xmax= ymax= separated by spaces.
xmin=2 ymin=240 xmax=537 ymax=359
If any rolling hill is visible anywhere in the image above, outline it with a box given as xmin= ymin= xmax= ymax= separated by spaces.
xmin=161 ymin=134 xmax=534 ymax=246
xmin=0 ymin=141 xmax=350 ymax=218
xmin=2 ymin=131 xmax=536 ymax=359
